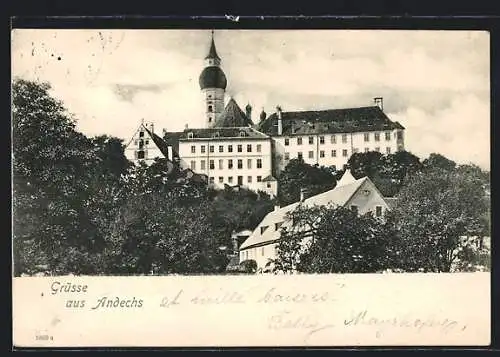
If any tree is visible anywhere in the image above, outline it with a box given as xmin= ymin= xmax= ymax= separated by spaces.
xmin=104 ymin=192 xmax=228 ymax=275
xmin=348 ymin=151 xmax=383 ymax=179
xmin=272 ymin=205 xmax=393 ymax=274
xmin=12 ymin=79 xmax=104 ymax=275
xmin=389 ymin=167 xmax=489 ymax=272
xmin=422 ymin=153 xmax=456 ymax=171
xmin=277 ymin=158 xmax=336 ymax=206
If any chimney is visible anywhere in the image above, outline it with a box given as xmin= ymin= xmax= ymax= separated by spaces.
xmin=149 ymin=122 xmax=154 ymax=134
xmin=274 ymin=204 xmax=280 ymax=211
xmin=185 ymin=124 xmax=189 ymax=130
xmin=231 ymin=231 xmax=239 ymax=253
xmin=300 ymin=187 xmax=306 ymax=201
xmin=374 ymin=97 xmax=384 ymax=111
xmin=162 ymin=128 xmax=167 ymax=137
xmin=245 ymin=103 xmax=252 ymax=121
xmin=276 ymin=105 xmax=283 ymax=136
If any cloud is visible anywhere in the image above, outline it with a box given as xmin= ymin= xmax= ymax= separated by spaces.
xmin=11 ymin=29 xmax=490 ymax=169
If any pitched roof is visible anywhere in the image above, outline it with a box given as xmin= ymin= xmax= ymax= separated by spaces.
xmin=262 ymin=175 xmax=277 ymax=182
xmin=143 ymin=127 xmax=171 ymax=158
xmin=214 ymin=98 xmax=253 ymax=127
xmin=205 ymin=37 xmax=220 ymax=60
xmin=384 ymin=197 xmax=398 ymax=209
xmin=239 ymin=177 xmax=368 ymax=250
xmin=258 ymin=106 xmax=405 ymax=136
xmin=178 ymin=126 xmax=269 ymax=140
xmin=336 ymin=169 xmax=356 ymax=187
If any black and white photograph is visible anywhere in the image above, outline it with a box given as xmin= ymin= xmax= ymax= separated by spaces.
xmin=11 ymin=26 xmax=491 ymax=347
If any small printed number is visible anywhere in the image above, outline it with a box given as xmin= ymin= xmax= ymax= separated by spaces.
xmin=36 ymin=335 xmax=53 ymax=341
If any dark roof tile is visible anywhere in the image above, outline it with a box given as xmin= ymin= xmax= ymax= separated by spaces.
xmin=258 ymin=106 xmax=404 ymax=136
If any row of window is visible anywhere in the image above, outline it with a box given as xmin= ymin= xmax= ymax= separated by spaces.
xmin=350 ymin=204 xmax=384 ymax=217
xmin=187 ymin=130 xmax=249 ymax=139
xmin=241 ymin=246 xmax=267 ymax=261
xmin=284 ymin=147 xmax=392 ymax=161
xmin=190 ymin=143 xmax=262 ymax=154
xmin=134 ymin=139 xmax=150 ymax=147
xmin=191 ymin=158 xmax=263 ymax=171
xmin=284 ymin=131 xmax=402 ymax=146
xmin=209 ymin=175 xmax=269 ymax=185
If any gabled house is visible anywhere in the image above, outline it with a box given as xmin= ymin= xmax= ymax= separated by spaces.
xmin=238 ymin=169 xmax=391 ymax=270
xmin=124 ymin=120 xmax=177 ymax=166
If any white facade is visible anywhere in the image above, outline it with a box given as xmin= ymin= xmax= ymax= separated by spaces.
xmin=239 ymin=172 xmax=391 ymax=271
xmin=273 ymin=129 xmax=405 ymax=173
xmin=178 ymin=136 xmax=275 ymax=195
xmin=124 ymin=122 xmax=169 ymax=166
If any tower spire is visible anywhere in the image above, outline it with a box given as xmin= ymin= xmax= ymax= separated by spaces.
xmin=205 ymin=30 xmax=221 ymax=62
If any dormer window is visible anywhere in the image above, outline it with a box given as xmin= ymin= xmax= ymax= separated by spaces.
xmin=213 ymin=131 xmax=220 ymax=138
xmin=239 ymin=131 xmax=246 ymax=137
xmin=187 ymin=132 xmax=194 ymax=139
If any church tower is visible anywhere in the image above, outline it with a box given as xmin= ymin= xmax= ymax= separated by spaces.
xmin=199 ymin=31 xmax=227 ymax=128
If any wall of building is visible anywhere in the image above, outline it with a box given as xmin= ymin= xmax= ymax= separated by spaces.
xmin=346 ymin=179 xmax=390 ymax=217
xmin=178 ymin=138 xmax=274 ymax=193
xmin=240 ymin=243 xmax=277 ymax=270
xmin=202 ymin=88 xmax=225 ymax=127
xmin=272 ymin=129 xmax=404 ymax=174
xmin=124 ymin=125 xmax=165 ymax=165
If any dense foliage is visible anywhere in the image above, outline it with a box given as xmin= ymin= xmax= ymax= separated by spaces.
xmin=12 ymin=79 xmax=490 ymax=275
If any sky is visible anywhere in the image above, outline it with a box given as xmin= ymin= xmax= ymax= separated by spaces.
xmin=11 ymin=29 xmax=490 ymax=169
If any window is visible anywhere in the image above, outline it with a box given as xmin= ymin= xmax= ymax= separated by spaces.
xmin=139 ymin=131 xmax=144 ymax=138
xmin=218 ymin=176 xmax=224 ymax=183
xmin=213 ymin=131 xmax=220 ymax=138
xmin=351 ymin=205 xmax=358 ymax=214
xmin=386 ymin=147 xmax=391 ymax=154
xmin=342 ymin=134 xmax=348 ymax=143
xmin=238 ymin=176 xmax=243 ymax=185
xmin=218 ymin=159 xmax=223 ymax=169
xmin=385 ymin=132 xmax=391 ymax=141
xmin=190 ymin=161 xmax=196 ymax=170
xmin=228 ymin=159 xmax=233 ymax=169
xmin=298 ymin=152 xmax=303 ymax=160
xmin=248 ymin=176 xmax=252 ymax=183
xmin=237 ymin=159 xmax=243 ymax=169
xmin=284 ymin=138 xmax=290 ymax=146
xmin=332 ymin=150 xmax=337 ymax=157
xmin=209 ymin=160 xmax=215 ymax=170
xmin=247 ymin=159 xmax=252 ymax=169
xmin=209 ymin=145 xmax=214 ymax=153
xmin=201 ymin=145 xmax=206 ymax=153
xmin=257 ymin=176 xmax=262 ymax=182
xmin=319 ymin=151 xmax=325 ymax=158
xmin=331 ymin=135 xmax=336 ymax=144
xmin=257 ymin=159 xmax=262 ymax=168
xmin=353 ymin=148 xmax=359 ymax=153
xmin=267 ymin=183 xmax=272 ymax=188
xmin=260 ymin=226 xmax=268 ymax=234
xmin=284 ymin=152 xmax=290 ymax=160
xmin=308 ymin=136 xmax=314 ymax=145
xmin=364 ymin=148 xmax=369 ymax=153
xmin=308 ymin=151 xmax=314 ymax=159
xmin=319 ymin=136 xmax=325 ymax=144
xmin=239 ymin=131 xmax=246 ymax=137
xmin=297 ymin=137 xmax=303 ymax=145
xmin=376 ymin=206 xmax=383 ymax=217
xmin=228 ymin=145 xmax=233 ymax=153
xmin=397 ymin=131 xmax=404 ymax=140
xmin=208 ymin=105 xmax=213 ymax=112
xmin=209 ymin=177 xmax=214 ymax=184
xmin=375 ymin=147 xmax=380 ymax=152
xmin=187 ymin=132 xmax=194 ymax=139
xmin=200 ymin=160 xmax=206 ymax=170
xmin=145 ymin=140 xmax=149 ymax=145
xmin=275 ymin=222 xmax=283 ymax=231
xmin=137 ymin=150 xmax=145 ymax=159
xmin=256 ymin=144 xmax=262 ymax=152
xmin=228 ymin=176 xmax=233 ymax=184
xmin=139 ymin=140 xmax=144 ymax=149
xmin=364 ymin=133 xmax=370 ymax=142
xmin=375 ymin=132 xmax=380 ymax=141
xmin=237 ymin=144 xmax=242 ymax=153
xmin=219 ymin=145 xmax=224 ymax=153
xmin=342 ymin=149 xmax=348 ymax=157
xmin=247 ymin=144 xmax=252 ymax=152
